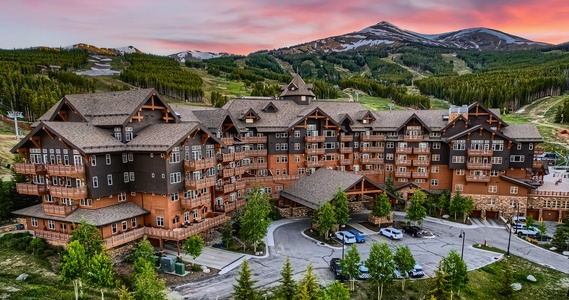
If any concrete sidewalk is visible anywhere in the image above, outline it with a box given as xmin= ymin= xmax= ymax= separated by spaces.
xmin=163 ymin=243 xmax=249 ymax=275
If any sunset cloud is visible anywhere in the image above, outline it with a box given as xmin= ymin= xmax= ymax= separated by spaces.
xmin=0 ymin=0 xmax=567 ymax=55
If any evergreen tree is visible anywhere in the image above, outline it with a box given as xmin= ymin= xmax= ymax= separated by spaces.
xmin=297 ymin=263 xmax=320 ymax=300
xmin=341 ymin=244 xmax=361 ymax=291
xmin=428 ymin=263 xmax=451 ymax=300
xmin=372 ymin=192 xmax=391 ymax=220
xmin=70 ymin=219 xmax=104 ymax=257
xmin=233 ymin=260 xmax=257 ymax=300
xmin=333 ymin=188 xmax=350 ymax=226
xmin=365 ymin=242 xmax=395 ymax=300
xmin=132 ymin=259 xmax=166 ymax=300
xmin=221 ymin=220 xmax=234 ymax=248
xmin=239 ymin=188 xmax=272 ymax=252
xmin=551 ymin=224 xmax=568 ymax=251
xmin=133 ymin=237 xmax=156 ymax=273
xmin=296 ymin=284 xmax=311 ymax=300
xmin=314 ymin=201 xmax=336 ymax=238
xmin=437 ymin=193 xmax=450 ymax=216
xmin=118 ymin=285 xmax=132 ymax=300
xmin=184 ymin=235 xmax=204 ymax=260
xmin=406 ymin=190 xmax=427 ymax=225
xmin=276 ymin=256 xmax=297 ymax=300
xmin=498 ymin=260 xmax=514 ymax=297
xmin=324 ymin=281 xmax=350 ymax=300
xmin=394 ymin=245 xmax=416 ymax=291
xmin=441 ymin=250 xmax=469 ymax=298
xmin=384 ymin=172 xmax=396 ymax=197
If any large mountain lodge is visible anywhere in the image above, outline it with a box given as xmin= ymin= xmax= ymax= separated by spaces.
xmin=11 ymin=74 xmax=562 ymax=252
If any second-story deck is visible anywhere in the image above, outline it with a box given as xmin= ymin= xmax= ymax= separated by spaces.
xmin=50 ymin=186 xmax=88 ymax=199
xmin=14 ymin=163 xmax=47 ymax=175
xmin=46 ymin=164 xmax=85 ymax=178
xmin=185 ymin=177 xmax=216 ymax=190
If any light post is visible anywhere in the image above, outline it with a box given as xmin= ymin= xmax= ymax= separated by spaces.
xmin=341 ymin=238 xmax=345 ymax=260
xmin=506 ymin=216 xmax=513 ymax=256
xmin=458 ymin=230 xmax=466 ymax=260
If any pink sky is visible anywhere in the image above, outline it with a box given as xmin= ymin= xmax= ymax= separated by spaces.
xmin=1 ymin=0 xmax=567 ymax=55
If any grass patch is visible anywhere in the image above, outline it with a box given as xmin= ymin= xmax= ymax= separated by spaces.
xmin=473 ymin=244 xmax=507 ymax=254
xmin=500 ymin=113 xmax=531 ymax=124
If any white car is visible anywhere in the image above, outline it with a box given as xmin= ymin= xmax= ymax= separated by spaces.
xmin=380 ymin=227 xmax=403 ymax=240
xmin=335 ymin=231 xmax=356 ymax=244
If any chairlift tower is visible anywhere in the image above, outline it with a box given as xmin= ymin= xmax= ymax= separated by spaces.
xmin=7 ymin=110 xmax=23 ymax=140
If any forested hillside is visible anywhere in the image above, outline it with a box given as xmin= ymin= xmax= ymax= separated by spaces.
xmin=0 ymin=49 xmax=93 ymax=120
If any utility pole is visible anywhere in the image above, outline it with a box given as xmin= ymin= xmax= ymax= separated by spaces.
xmin=7 ymin=110 xmax=23 ymax=140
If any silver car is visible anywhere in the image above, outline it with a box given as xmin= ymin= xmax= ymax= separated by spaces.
xmin=380 ymin=227 xmax=404 ymax=240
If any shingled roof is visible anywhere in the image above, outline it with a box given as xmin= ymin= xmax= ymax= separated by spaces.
xmin=502 ymin=124 xmax=543 ymax=142
xmin=280 ymin=74 xmax=315 ymax=98
xmin=13 ymin=202 xmax=149 ymax=226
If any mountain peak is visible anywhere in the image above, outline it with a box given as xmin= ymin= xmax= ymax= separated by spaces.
xmin=374 ymin=21 xmax=398 ymax=28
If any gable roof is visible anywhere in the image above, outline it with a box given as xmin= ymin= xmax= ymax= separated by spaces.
xmin=280 ymin=74 xmax=315 ymax=98
xmin=468 ymin=102 xmax=508 ymax=126
xmin=394 ymin=182 xmax=432 ymax=194
xmin=501 ymin=124 xmax=543 ymax=142
xmin=127 ymin=122 xmax=221 ymax=152
xmin=443 ymin=124 xmax=513 ymax=143
xmin=441 ymin=114 xmax=470 ymax=131
xmin=396 ymin=113 xmax=431 ymax=132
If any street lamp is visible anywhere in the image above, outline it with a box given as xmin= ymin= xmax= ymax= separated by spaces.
xmin=458 ymin=230 xmax=466 ymax=260
xmin=506 ymin=216 xmax=513 ymax=256
xmin=341 ymin=238 xmax=345 ymax=260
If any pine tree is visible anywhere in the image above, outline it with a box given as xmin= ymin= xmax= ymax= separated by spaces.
xmin=314 ymin=201 xmax=336 ymax=238
xmin=132 ymin=259 xmax=166 ymax=300
xmin=372 ymin=192 xmax=391 ymax=220
xmin=297 ymin=263 xmax=320 ymax=300
xmin=498 ymin=260 xmax=514 ymax=297
xmin=296 ymin=283 xmax=311 ymax=300
xmin=276 ymin=256 xmax=297 ymax=300
xmin=324 ymin=281 xmax=350 ymax=300
xmin=441 ymin=250 xmax=468 ymax=297
xmin=551 ymin=224 xmax=568 ymax=251
xmin=118 ymin=285 xmax=132 ymax=300
xmin=341 ymin=244 xmax=361 ymax=291
xmin=428 ymin=263 xmax=451 ymax=300
xmin=333 ymin=188 xmax=350 ymax=226
xmin=233 ymin=260 xmax=257 ymax=300
xmin=406 ymin=190 xmax=427 ymax=225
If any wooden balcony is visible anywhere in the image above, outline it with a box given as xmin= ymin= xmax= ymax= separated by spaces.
xmin=339 ymin=134 xmax=354 ymax=142
xmin=361 ymin=135 xmax=385 ymax=142
xmin=305 ymin=135 xmax=325 ymax=143
xmin=220 ymin=137 xmax=234 ymax=146
xmin=13 ymin=163 xmax=46 ymax=175
xmin=42 ymin=203 xmax=78 ymax=217
xmin=354 ymin=170 xmax=382 ymax=175
xmin=241 ymin=136 xmax=267 ymax=144
xmin=222 ymin=168 xmax=235 ymax=178
xmin=216 ymin=183 xmax=236 ymax=194
xmin=468 ymin=149 xmax=494 ymax=156
xmin=235 ymin=166 xmax=247 ymax=175
xmin=412 ymin=172 xmax=429 ymax=179
xmin=530 ymin=190 xmax=569 ymax=197
xmin=395 ymin=171 xmax=411 ymax=178
xmin=404 ymin=135 xmax=424 ymax=142
xmin=305 ymin=148 xmax=325 ymax=155
xmin=242 ymin=175 xmax=301 ymax=183
xmin=104 ymin=227 xmax=146 ymax=248
xmin=144 ymin=213 xmax=230 ymax=241
xmin=46 ymin=164 xmax=85 ymax=178
xmin=339 ymin=147 xmax=353 ymax=154
xmin=413 ymin=148 xmax=430 ymax=154
xmin=361 ymin=146 xmax=384 ymax=153
xmin=50 ymin=186 xmax=88 ymax=199
xmin=395 ymin=160 xmax=412 ymax=166
xmin=235 ymin=181 xmax=246 ymax=190
xmin=532 ymin=161 xmax=543 ymax=168
xmin=306 ymin=160 xmax=325 ymax=168
xmin=466 ymin=175 xmax=491 ymax=182
xmin=361 ymin=157 xmax=384 ymax=164
xmin=245 ymin=162 xmax=267 ymax=170
xmin=466 ymin=162 xmax=492 ymax=170
xmin=16 ymin=183 xmax=48 ymax=196
xmin=413 ymin=160 xmax=430 ymax=166
xmin=339 ymin=158 xmax=353 ymax=166
xmin=234 ymin=152 xmax=247 ymax=160
xmin=221 ymin=153 xmax=235 ymax=162
xmin=215 ymin=199 xmax=246 ymax=213
xmin=247 ymin=149 xmax=267 ymax=157
xmin=185 ymin=177 xmax=216 ymax=190
xmin=395 ymin=147 xmax=413 ymax=154
xmin=181 ymin=194 xmax=211 ymax=208
xmin=34 ymin=229 xmax=70 ymax=243
xmin=534 ymin=147 xmax=545 ymax=155
xmin=184 ymin=157 xmax=216 ymax=171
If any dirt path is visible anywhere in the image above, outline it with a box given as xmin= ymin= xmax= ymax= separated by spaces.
xmin=516 ymin=95 xmax=569 ymax=151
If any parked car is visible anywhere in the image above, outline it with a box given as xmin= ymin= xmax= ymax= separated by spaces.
xmin=512 ymin=223 xmax=528 ymax=231
xmin=329 ymin=258 xmax=347 ymax=281
xmin=402 ymin=225 xmax=425 ymax=237
xmin=511 ymin=216 xmax=527 ymax=224
xmin=393 ymin=269 xmax=404 ymax=279
xmin=380 ymin=227 xmax=403 ymax=240
xmin=357 ymin=263 xmax=371 ymax=280
xmin=517 ymin=226 xmax=539 ymax=236
xmin=528 ymin=233 xmax=552 ymax=241
xmin=335 ymin=231 xmax=357 ymax=244
xmin=407 ymin=263 xmax=425 ymax=278
xmin=348 ymin=229 xmax=366 ymax=243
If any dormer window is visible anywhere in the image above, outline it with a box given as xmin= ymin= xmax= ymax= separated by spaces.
xmin=114 ymin=127 xmax=122 ymax=141
xmin=245 ymin=118 xmax=254 ymax=124
xmin=125 ymin=127 xmax=133 ymax=141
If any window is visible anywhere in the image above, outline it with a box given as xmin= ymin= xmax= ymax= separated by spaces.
xmin=124 ymin=172 xmax=130 ymax=183
xmin=455 ymin=169 xmax=465 ymax=175
xmin=415 ymin=179 xmax=425 ymax=183
xmin=106 ymin=154 xmax=111 ymax=165
xmin=510 ymin=186 xmax=518 ymax=194
xmin=128 ymin=152 xmax=134 ymax=161
xmin=48 ymin=220 xmax=55 ymax=230
xmin=169 ymin=151 xmax=181 ymax=164
xmin=118 ymin=192 xmax=126 ymax=202
xmin=171 ymin=193 xmax=179 ymax=201
xmin=193 ymin=210 xmax=199 ymax=218
xmin=294 ymin=130 xmax=300 ymax=138
xmin=432 ymin=142 xmax=441 ymax=149
xmin=31 ymin=218 xmax=38 ymax=227
xmin=452 ymin=156 xmax=465 ymax=163
xmin=529 ymin=143 xmax=534 ymax=150
xmin=157 ymin=217 xmax=164 ymax=227
xmin=114 ymin=127 xmax=122 ymax=141
xmin=490 ymin=170 xmax=499 ymax=177
xmin=455 ymin=184 xmax=464 ymax=192
xmin=453 ymin=140 xmax=466 ymax=150
xmin=488 ymin=186 xmax=497 ymax=193
xmin=510 ymin=155 xmax=524 ymax=162
xmin=125 ymin=127 xmax=133 ymax=141
xmin=111 ymin=223 xmax=117 ymax=234
xmin=275 ymin=143 xmax=280 ymax=151
xmin=131 ymin=218 xmax=137 ymax=229
xmin=122 ymin=153 xmax=128 ymax=163
xmin=298 ymin=168 xmax=305 ymax=175
xmin=281 ymin=156 xmax=288 ymax=163
xmin=431 ymin=166 xmax=439 ymax=173
xmin=282 ymin=168 xmax=287 ymax=175
xmin=184 ymin=212 xmax=190 ymax=223
xmin=294 ymin=143 xmax=300 ymax=150
xmin=90 ymin=156 xmax=96 ymax=166
xmin=129 ymin=172 xmax=135 ymax=182
xmin=385 ymin=165 xmax=393 ymax=171
xmin=323 ymin=142 xmax=335 ymax=149
xmin=386 ymin=153 xmax=394 ymax=160
xmin=280 ymin=143 xmax=288 ymax=150
xmin=107 ymin=174 xmax=113 ymax=186
xmin=386 ymin=142 xmax=394 ymax=149
xmin=121 ymin=221 xmax=128 ymax=231
xmin=80 ymin=198 xmax=92 ymax=207
xmin=492 ymin=140 xmax=504 ymax=151
xmin=92 ymin=176 xmax=99 ymax=188
xmin=517 ymin=143 xmax=522 ymax=150
xmin=432 ymin=154 xmax=440 ymax=161
xmin=490 ymin=157 xmax=502 ymax=164
xmin=170 ymin=172 xmax=182 ymax=184
xmin=275 ymin=169 xmax=280 ymax=175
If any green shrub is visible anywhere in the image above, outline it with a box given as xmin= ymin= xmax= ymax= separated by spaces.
xmin=191 ymin=264 xmax=202 ymax=272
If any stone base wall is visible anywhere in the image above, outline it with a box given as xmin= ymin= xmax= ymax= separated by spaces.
xmin=348 ymin=201 xmax=366 ymax=212
xmin=368 ymin=213 xmax=394 ymax=225
xmin=0 ymin=224 xmax=18 ymax=234
xmin=275 ymin=206 xmax=313 ymax=218
xmin=108 ymin=239 xmax=140 ymax=263
xmin=459 ymin=193 xmax=527 ymax=219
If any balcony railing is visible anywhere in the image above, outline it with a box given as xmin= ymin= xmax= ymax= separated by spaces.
xmin=185 ymin=177 xmax=216 ymax=190
xmin=339 ymin=147 xmax=353 ymax=154
xmin=530 ymin=190 xmax=569 ymax=197
xmin=217 ymin=183 xmax=236 ymax=194
xmin=16 ymin=183 xmax=48 ymax=196
xmin=532 ymin=161 xmax=543 ymax=168
xmin=50 ymin=186 xmax=88 ymax=199
xmin=220 ymin=137 xmax=234 ymax=146
xmin=34 ymin=229 xmax=70 ymax=242
xmin=395 ymin=160 xmax=412 ymax=166
xmin=46 ymin=164 xmax=85 ymax=178
xmin=305 ymin=135 xmax=325 ymax=143
xmin=413 ymin=148 xmax=430 ymax=154
xmin=235 ymin=181 xmax=246 ymax=190
xmin=467 ymin=149 xmax=494 ymax=156
xmin=42 ymin=203 xmax=78 ymax=217
xmin=361 ymin=157 xmax=384 ymax=164
xmin=361 ymin=146 xmax=384 ymax=153
xmin=305 ymin=148 xmax=325 ymax=155
xmin=466 ymin=162 xmax=492 ymax=170
xmin=215 ymin=199 xmax=247 ymax=213
xmin=339 ymin=134 xmax=354 ymax=142
xmin=412 ymin=172 xmax=429 ymax=179
xmin=181 ymin=194 xmax=211 ymax=208
xmin=361 ymin=135 xmax=385 ymax=142
xmin=404 ymin=135 xmax=424 ymax=142
xmin=241 ymin=136 xmax=267 ymax=144
xmin=14 ymin=163 xmax=47 ymax=175
xmin=395 ymin=147 xmax=413 ymax=154
xmin=234 ymin=152 xmax=247 ymax=160
xmin=235 ymin=166 xmax=247 ymax=175
xmin=245 ymin=162 xmax=267 ymax=170
xmin=306 ymin=160 xmax=325 ymax=168
xmin=104 ymin=227 xmax=146 ymax=248
xmin=184 ymin=157 xmax=216 ymax=171
xmin=339 ymin=158 xmax=353 ymax=166
xmin=145 ymin=213 xmax=230 ymax=241
xmin=465 ymin=175 xmax=491 ymax=182
xmin=221 ymin=153 xmax=235 ymax=162
xmin=242 ymin=175 xmax=301 ymax=183
xmin=222 ymin=168 xmax=235 ymax=178
xmin=354 ymin=169 xmax=382 ymax=175
xmin=413 ymin=160 xmax=430 ymax=166
xmin=247 ymin=149 xmax=267 ymax=157
xmin=395 ymin=171 xmax=411 ymax=178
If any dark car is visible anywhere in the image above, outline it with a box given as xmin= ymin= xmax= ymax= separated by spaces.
xmin=348 ymin=229 xmax=366 ymax=243
xmin=529 ymin=233 xmax=552 ymax=241
xmin=329 ymin=258 xmax=347 ymax=281
xmin=402 ymin=225 xmax=425 ymax=237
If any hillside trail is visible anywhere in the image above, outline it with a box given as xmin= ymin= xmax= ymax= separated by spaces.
xmin=518 ymin=95 xmax=569 ymax=150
